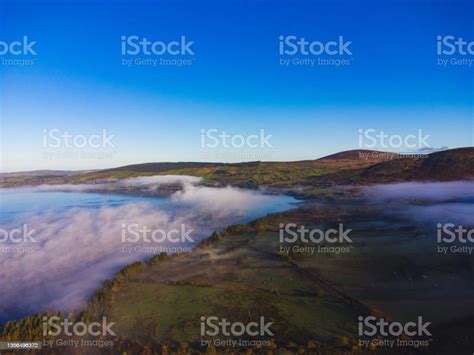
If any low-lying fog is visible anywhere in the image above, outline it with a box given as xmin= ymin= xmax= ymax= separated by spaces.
xmin=363 ymin=181 xmax=474 ymax=226
xmin=0 ymin=176 xmax=297 ymax=323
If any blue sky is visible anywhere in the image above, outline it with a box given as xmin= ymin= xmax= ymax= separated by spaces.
xmin=0 ymin=0 xmax=473 ymax=172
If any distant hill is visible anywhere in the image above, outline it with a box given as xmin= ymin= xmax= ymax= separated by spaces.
xmin=310 ymin=147 xmax=474 ymax=185
xmin=107 ymin=162 xmax=222 ymax=172
xmin=317 ymin=149 xmax=385 ymax=161
xmin=0 ymin=170 xmax=95 ymax=178
xmin=107 ymin=161 xmax=261 ymax=173
xmin=108 ymin=150 xmax=391 ymax=170
xmin=361 ymin=147 xmax=474 ymax=181
xmin=1 ymin=148 xmax=471 ymax=188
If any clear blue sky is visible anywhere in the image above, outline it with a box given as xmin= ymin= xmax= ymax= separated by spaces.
xmin=0 ymin=0 xmax=472 ymax=172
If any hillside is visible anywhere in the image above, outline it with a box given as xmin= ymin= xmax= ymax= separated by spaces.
xmin=0 ymin=148 xmax=471 ymax=190
xmin=309 ymin=147 xmax=474 ymax=186
xmin=0 ymin=149 xmax=390 ymax=188
xmin=92 ymin=149 xmax=393 ymax=189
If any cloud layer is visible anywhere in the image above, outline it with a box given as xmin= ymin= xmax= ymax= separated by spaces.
xmin=363 ymin=181 xmax=474 ymax=226
xmin=0 ymin=176 xmax=296 ymax=323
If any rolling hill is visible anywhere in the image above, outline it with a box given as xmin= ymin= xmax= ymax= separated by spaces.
xmin=309 ymin=147 xmax=474 ymax=185
xmin=0 ymin=148 xmax=472 ymax=189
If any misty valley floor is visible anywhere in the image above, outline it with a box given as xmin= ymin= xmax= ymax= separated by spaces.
xmin=53 ymin=192 xmax=474 ymax=354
